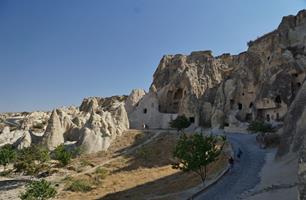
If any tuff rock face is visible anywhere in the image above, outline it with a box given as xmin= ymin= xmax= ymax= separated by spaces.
xmin=125 ymin=89 xmax=146 ymax=114
xmin=0 ymin=95 xmax=129 ymax=154
xmin=40 ymin=96 xmax=129 ymax=153
xmin=133 ymin=10 xmax=306 ymax=131
xmin=42 ymin=110 xmax=66 ymax=150
xmin=77 ymin=100 xmax=129 ymax=153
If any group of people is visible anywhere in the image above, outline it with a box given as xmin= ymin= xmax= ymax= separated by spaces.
xmin=228 ymin=148 xmax=243 ymax=171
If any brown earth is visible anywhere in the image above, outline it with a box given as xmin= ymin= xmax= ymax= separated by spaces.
xmin=56 ymin=132 xmax=228 ymax=200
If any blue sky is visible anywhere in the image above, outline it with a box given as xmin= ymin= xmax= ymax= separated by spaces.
xmin=0 ymin=0 xmax=305 ymax=112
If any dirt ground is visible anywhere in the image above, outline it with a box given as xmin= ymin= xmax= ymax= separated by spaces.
xmin=56 ymin=132 xmax=228 ymax=200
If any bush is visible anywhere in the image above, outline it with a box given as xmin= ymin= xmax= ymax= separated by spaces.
xmin=52 ymin=144 xmax=72 ymax=166
xmin=93 ymin=167 xmax=109 ymax=185
xmin=52 ymin=144 xmax=81 ymax=167
xmin=14 ymin=145 xmax=50 ymax=176
xmin=95 ymin=167 xmax=108 ymax=179
xmin=66 ymin=179 xmax=93 ymax=192
xmin=169 ymin=115 xmax=191 ymax=133
xmin=0 ymin=144 xmax=16 ymax=170
xmin=247 ymin=120 xmax=275 ymax=133
xmin=19 ymin=179 xmax=57 ymax=200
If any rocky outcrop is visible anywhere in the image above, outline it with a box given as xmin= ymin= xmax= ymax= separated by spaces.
xmin=151 ymin=51 xmax=233 ymax=120
xmin=14 ymin=131 xmax=32 ymax=149
xmin=42 ymin=110 xmax=66 ymax=150
xmin=77 ymin=101 xmax=129 ymax=153
xmin=139 ymin=10 xmax=306 ymax=130
xmin=125 ymin=89 xmax=146 ymax=113
xmin=127 ymin=91 xmax=177 ymax=129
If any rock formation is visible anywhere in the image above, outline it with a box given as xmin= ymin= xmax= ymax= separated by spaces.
xmin=42 ymin=110 xmax=66 ymax=150
xmin=127 ymin=10 xmax=306 ymax=131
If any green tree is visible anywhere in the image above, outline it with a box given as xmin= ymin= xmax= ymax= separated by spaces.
xmin=0 ymin=145 xmax=16 ymax=170
xmin=20 ymin=179 xmax=57 ymax=200
xmin=172 ymin=133 xmax=226 ymax=183
xmin=14 ymin=145 xmax=50 ymax=176
xmin=169 ymin=115 xmax=191 ymax=133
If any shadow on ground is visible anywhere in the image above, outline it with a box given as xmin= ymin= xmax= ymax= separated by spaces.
xmin=97 ymin=170 xmax=196 ymax=200
xmin=0 ymin=179 xmax=29 ymax=191
xmin=111 ymin=132 xmax=178 ymax=173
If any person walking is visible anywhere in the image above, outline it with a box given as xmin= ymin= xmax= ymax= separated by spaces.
xmin=237 ymin=148 xmax=243 ymax=160
xmin=228 ymin=156 xmax=234 ymax=171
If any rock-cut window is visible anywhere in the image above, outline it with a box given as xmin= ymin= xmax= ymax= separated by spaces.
xmin=143 ymin=108 xmax=147 ymax=114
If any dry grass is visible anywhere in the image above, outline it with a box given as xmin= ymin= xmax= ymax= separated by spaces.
xmin=57 ymin=132 xmax=229 ymax=200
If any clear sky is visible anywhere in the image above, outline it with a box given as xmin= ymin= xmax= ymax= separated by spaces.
xmin=0 ymin=0 xmax=305 ymax=112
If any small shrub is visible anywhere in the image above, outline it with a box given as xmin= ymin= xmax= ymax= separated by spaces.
xmin=66 ymin=179 xmax=93 ymax=192
xmin=52 ymin=144 xmax=72 ymax=166
xmin=169 ymin=115 xmax=191 ymax=133
xmin=247 ymin=120 xmax=275 ymax=133
xmin=79 ymin=159 xmax=95 ymax=167
xmin=14 ymin=145 xmax=50 ymax=176
xmin=53 ymin=145 xmax=82 ymax=167
xmin=19 ymin=179 xmax=57 ymax=200
xmin=0 ymin=144 xmax=16 ymax=170
xmin=92 ymin=167 xmax=109 ymax=185
xmin=136 ymin=147 xmax=152 ymax=161
xmin=62 ymin=175 xmax=73 ymax=182
xmin=95 ymin=167 xmax=108 ymax=179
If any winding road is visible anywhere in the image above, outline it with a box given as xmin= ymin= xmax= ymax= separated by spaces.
xmin=195 ymin=133 xmax=267 ymax=200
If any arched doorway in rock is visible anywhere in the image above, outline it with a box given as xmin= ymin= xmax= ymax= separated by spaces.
xmin=266 ymin=114 xmax=270 ymax=122
xmin=238 ymin=103 xmax=243 ymax=110
xmin=174 ymin=88 xmax=183 ymax=100
xmin=275 ymin=95 xmax=281 ymax=104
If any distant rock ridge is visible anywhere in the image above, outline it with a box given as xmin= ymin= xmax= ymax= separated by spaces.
xmin=0 ymin=95 xmax=129 ymax=154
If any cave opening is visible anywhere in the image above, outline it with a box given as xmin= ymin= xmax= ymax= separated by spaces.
xmin=297 ymin=82 xmax=301 ymax=87
xmin=275 ymin=95 xmax=281 ymax=104
xmin=266 ymin=114 xmax=270 ymax=121
xmin=174 ymin=88 xmax=183 ymax=100
xmin=238 ymin=103 xmax=243 ymax=110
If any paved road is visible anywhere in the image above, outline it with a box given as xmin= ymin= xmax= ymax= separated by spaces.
xmin=195 ymin=133 xmax=267 ymax=200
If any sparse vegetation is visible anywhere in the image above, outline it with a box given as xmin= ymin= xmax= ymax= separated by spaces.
xmin=169 ymin=115 xmax=191 ymax=133
xmin=52 ymin=144 xmax=82 ymax=167
xmin=79 ymin=159 xmax=95 ymax=167
xmin=93 ymin=167 xmax=109 ymax=184
xmin=0 ymin=144 xmax=16 ymax=170
xmin=14 ymin=145 xmax=50 ymax=176
xmin=52 ymin=144 xmax=72 ymax=166
xmin=136 ymin=147 xmax=154 ymax=161
xmin=66 ymin=179 xmax=93 ymax=192
xmin=172 ymin=133 xmax=226 ymax=183
xmin=19 ymin=179 xmax=57 ymax=200
xmin=247 ymin=120 xmax=275 ymax=133
xmin=95 ymin=167 xmax=109 ymax=178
